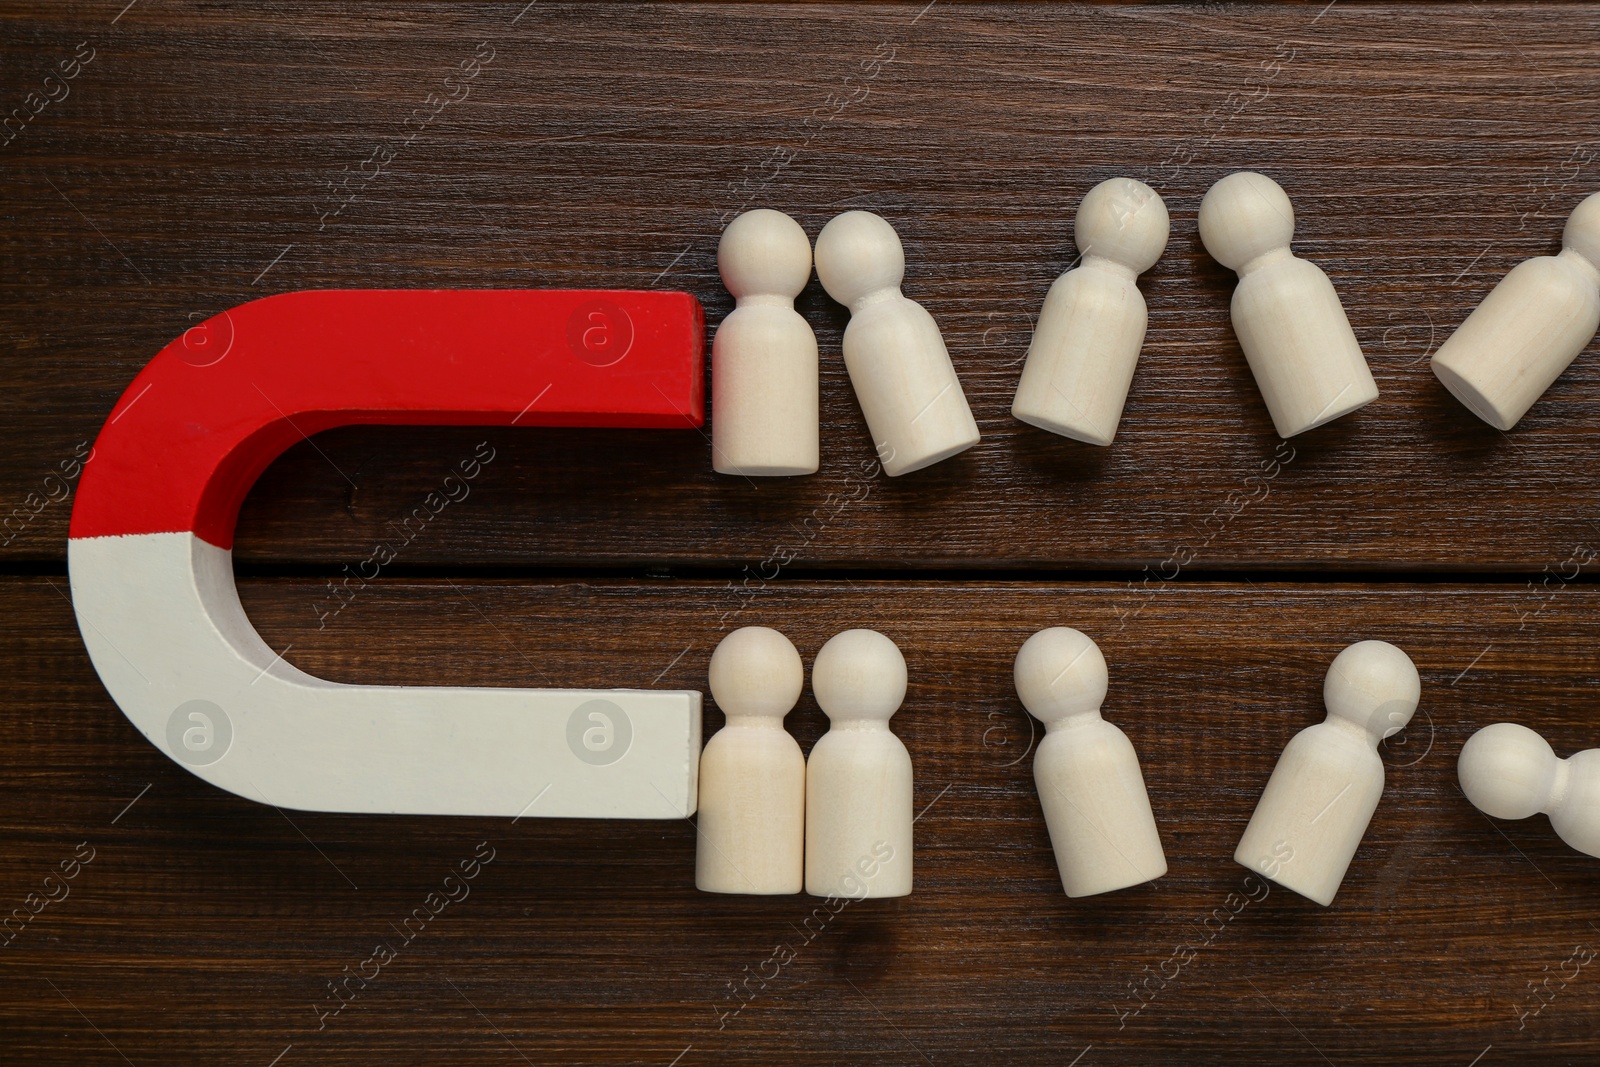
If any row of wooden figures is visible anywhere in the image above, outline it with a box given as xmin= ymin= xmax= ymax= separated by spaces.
xmin=700 ymin=625 xmax=1600 ymax=905
xmin=712 ymin=172 xmax=1600 ymax=476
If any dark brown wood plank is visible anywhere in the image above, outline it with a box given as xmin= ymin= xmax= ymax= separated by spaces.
xmin=4 ymin=574 xmax=1599 ymax=1064
xmin=4 ymin=3 xmax=1600 ymax=569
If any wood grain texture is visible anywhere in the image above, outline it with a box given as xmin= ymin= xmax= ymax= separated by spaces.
xmin=8 ymin=3 xmax=1600 ymax=1065
xmin=4 ymin=576 xmax=1600 ymax=1064
xmin=3 ymin=3 xmax=1600 ymax=569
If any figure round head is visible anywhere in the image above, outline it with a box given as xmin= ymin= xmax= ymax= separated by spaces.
xmin=811 ymin=628 xmax=906 ymax=724
xmin=708 ymin=626 xmax=803 ymax=719
xmin=813 ymin=210 xmax=906 ymax=308
xmin=1562 ymin=191 xmax=1600 ymax=268
xmin=1323 ymin=639 xmax=1420 ymax=739
xmin=1013 ymin=627 xmax=1108 ymax=724
xmin=1198 ymin=171 xmax=1296 ymax=271
xmin=1075 ymin=177 xmax=1169 ymax=275
xmin=718 ymin=209 xmax=813 ymax=301
xmin=1458 ymin=722 xmax=1561 ymax=820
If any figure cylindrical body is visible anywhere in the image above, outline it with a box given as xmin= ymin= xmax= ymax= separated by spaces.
xmin=1552 ymin=750 xmax=1600 ymax=858
xmin=1199 ymin=171 xmax=1378 ymax=439
xmin=1033 ymin=718 xmax=1166 ymax=896
xmin=1233 ymin=721 xmax=1384 ymax=907
xmin=815 ymin=210 xmax=979 ymax=477
xmin=712 ymin=208 xmax=819 ymax=476
xmin=842 ymin=299 xmax=980 ymax=476
xmin=1231 ymin=253 xmax=1378 ymax=438
xmin=711 ymin=299 xmax=820 ymax=475
xmin=695 ymin=722 xmax=806 ymax=894
xmin=803 ymin=724 xmax=913 ymax=898
xmin=1431 ymin=251 xmax=1600 ymax=430
xmin=698 ymin=625 xmax=807 ymax=894
xmin=1012 ymin=265 xmax=1148 ymax=446
xmin=1014 ymin=625 xmax=1165 ymax=899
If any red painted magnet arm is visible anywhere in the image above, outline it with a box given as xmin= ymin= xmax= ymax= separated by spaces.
xmin=69 ymin=289 xmax=704 ymax=549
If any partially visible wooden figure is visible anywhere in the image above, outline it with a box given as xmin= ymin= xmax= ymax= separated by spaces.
xmin=1458 ymin=722 xmax=1600 ymax=860
xmin=814 ymin=211 xmax=980 ymax=476
xmin=1014 ymin=627 xmax=1167 ymax=897
xmin=1431 ymin=192 xmax=1600 ymax=430
xmin=1234 ymin=640 xmax=1420 ymax=906
xmin=1012 ymin=178 xmax=1169 ymax=446
xmin=696 ymin=626 xmax=807 ymax=894
xmin=712 ymin=209 xmax=820 ymax=476
xmin=1199 ymin=171 xmax=1379 ymax=438
xmin=804 ymin=628 xmax=913 ymax=898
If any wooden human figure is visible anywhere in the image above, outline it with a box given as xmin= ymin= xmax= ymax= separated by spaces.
xmin=1431 ymin=192 xmax=1600 ymax=430
xmin=1198 ymin=171 xmax=1378 ymax=438
xmin=804 ymin=628 xmax=913 ymax=898
xmin=1234 ymin=640 xmax=1421 ymax=906
xmin=712 ymin=209 xmax=820 ymax=476
xmin=1014 ymin=627 xmax=1167 ymax=897
xmin=1458 ymin=722 xmax=1600 ymax=859
xmin=695 ymin=627 xmax=806 ymax=894
xmin=813 ymin=210 xmax=980 ymax=476
xmin=1012 ymin=178 xmax=1170 ymax=446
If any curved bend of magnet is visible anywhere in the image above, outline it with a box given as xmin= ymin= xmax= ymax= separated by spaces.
xmin=68 ymin=289 xmax=705 ymax=819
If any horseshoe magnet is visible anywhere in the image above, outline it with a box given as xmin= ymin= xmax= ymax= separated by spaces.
xmin=68 ymin=289 xmax=705 ymax=819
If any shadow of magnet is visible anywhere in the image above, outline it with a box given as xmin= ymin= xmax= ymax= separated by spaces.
xmin=68 ymin=289 xmax=705 ymax=819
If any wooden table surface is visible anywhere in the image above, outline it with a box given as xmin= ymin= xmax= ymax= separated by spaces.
xmin=4 ymin=2 xmax=1600 ymax=1063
